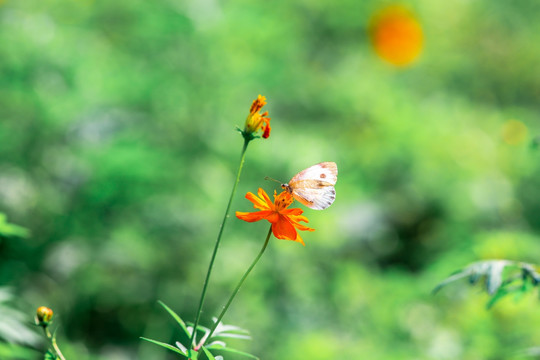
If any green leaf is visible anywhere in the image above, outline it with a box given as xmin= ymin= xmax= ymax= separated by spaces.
xmin=189 ymin=349 xmax=199 ymax=360
xmin=201 ymin=346 xmax=216 ymax=360
xmin=140 ymin=337 xmax=188 ymax=357
xmin=432 ymin=268 xmax=474 ymax=294
xmin=0 ymin=213 xmax=29 ymax=239
xmin=185 ymin=321 xmax=210 ymax=333
xmin=486 ymin=287 xmax=511 ymax=309
xmin=0 ymin=343 xmax=39 ymax=359
xmin=435 ymin=260 xmax=540 ymax=308
xmin=158 ymin=300 xmax=191 ymax=337
xmin=207 ymin=345 xmax=260 ymax=359
xmin=44 ymin=349 xmax=57 ymax=360
xmin=210 ymin=321 xmax=251 ymax=340
xmin=434 ymin=260 xmax=512 ymax=295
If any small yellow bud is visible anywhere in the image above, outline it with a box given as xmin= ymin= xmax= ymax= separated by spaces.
xmin=36 ymin=306 xmax=54 ymax=327
xmin=241 ymin=95 xmax=271 ymax=140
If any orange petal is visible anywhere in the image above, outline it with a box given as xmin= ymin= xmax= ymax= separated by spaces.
xmin=288 ymin=214 xmax=310 ymax=224
xmin=288 ymin=215 xmax=315 ymax=232
xmin=281 ymin=208 xmax=304 ymax=216
xmin=245 ymin=191 xmax=269 ymax=211
xmin=271 ymin=215 xmax=298 ymax=240
xmin=293 ymin=222 xmax=315 ymax=232
xmin=236 ymin=210 xmax=273 ymax=222
xmin=293 ymin=233 xmax=306 ymax=246
xmin=249 ymin=95 xmax=266 ymax=113
xmin=258 ymin=188 xmax=274 ymax=210
xmin=265 ymin=212 xmax=280 ymax=224
xmin=262 ymin=119 xmax=271 ymax=139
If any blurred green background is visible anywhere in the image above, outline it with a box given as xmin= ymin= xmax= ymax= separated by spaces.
xmin=1 ymin=0 xmax=540 ymax=359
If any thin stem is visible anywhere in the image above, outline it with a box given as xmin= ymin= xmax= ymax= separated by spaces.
xmin=43 ymin=327 xmax=66 ymax=360
xmin=206 ymin=226 xmax=272 ymax=341
xmin=190 ymin=138 xmax=250 ymax=351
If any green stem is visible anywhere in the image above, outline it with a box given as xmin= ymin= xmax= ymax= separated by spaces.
xmin=206 ymin=226 xmax=272 ymax=341
xmin=190 ymin=138 xmax=250 ymax=351
xmin=43 ymin=327 xmax=66 ymax=360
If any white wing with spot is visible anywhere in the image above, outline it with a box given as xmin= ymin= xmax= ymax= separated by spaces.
xmin=287 ymin=162 xmax=338 ymax=210
xmin=289 ymin=162 xmax=338 ymax=185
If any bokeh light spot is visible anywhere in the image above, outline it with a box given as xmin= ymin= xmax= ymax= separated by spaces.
xmin=501 ymin=119 xmax=528 ymax=145
xmin=369 ymin=5 xmax=423 ymax=67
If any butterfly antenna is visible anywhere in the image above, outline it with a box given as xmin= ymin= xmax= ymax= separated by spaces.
xmin=264 ymin=176 xmax=282 ymax=184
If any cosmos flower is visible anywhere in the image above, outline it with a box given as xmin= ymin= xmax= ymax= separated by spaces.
xmin=236 ymin=188 xmax=315 ymax=245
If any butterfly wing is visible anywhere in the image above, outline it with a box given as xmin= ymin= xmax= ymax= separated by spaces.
xmin=290 ymin=181 xmax=336 ymax=210
xmin=289 ymin=162 xmax=338 ymax=185
xmin=288 ymin=162 xmax=338 ymax=210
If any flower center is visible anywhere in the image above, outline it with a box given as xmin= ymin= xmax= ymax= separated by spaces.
xmin=274 ymin=191 xmax=293 ymax=211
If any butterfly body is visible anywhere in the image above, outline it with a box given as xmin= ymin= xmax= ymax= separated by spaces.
xmin=281 ymin=162 xmax=338 ymax=210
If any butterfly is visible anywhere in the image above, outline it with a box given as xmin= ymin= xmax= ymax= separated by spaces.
xmin=281 ymin=162 xmax=338 ymax=210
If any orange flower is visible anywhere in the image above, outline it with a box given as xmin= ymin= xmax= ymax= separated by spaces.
xmin=369 ymin=5 xmax=423 ymax=67
xmin=236 ymin=188 xmax=314 ymax=245
xmin=242 ymin=95 xmax=271 ymax=140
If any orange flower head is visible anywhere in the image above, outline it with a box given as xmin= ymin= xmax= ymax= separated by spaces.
xmin=369 ymin=5 xmax=423 ymax=67
xmin=242 ymin=95 xmax=271 ymax=140
xmin=36 ymin=306 xmax=54 ymax=327
xmin=236 ymin=188 xmax=314 ymax=245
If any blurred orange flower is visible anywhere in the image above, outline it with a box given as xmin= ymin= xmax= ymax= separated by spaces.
xmin=236 ymin=188 xmax=314 ymax=245
xmin=369 ymin=5 xmax=423 ymax=66
xmin=242 ymin=95 xmax=271 ymax=140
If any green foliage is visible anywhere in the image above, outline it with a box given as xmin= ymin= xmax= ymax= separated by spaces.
xmin=1 ymin=0 xmax=540 ymax=358
xmin=0 ymin=343 xmax=38 ymax=360
xmin=435 ymin=260 xmax=540 ymax=308
xmin=205 ymin=344 xmax=259 ymax=360
xmin=140 ymin=337 xmax=188 ymax=357
xmin=0 ymin=288 xmax=41 ymax=360
xmin=44 ymin=349 xmax=58 ymax=360
xmin=157 ymin=301 xmax=191 ymax=338
xmin=201 ymin=347 xmax=216 ymax=360
xmin=0 ymin=213 xmax=29 ymax=240
xmin=0 ymin=288 xmax=40 ymax=346
xmin=143 ymin=301 xmax=257 ymax=359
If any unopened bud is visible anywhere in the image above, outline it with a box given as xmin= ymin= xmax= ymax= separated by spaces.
xmin=36 ymin=306 xmax=54 ymax=327
xmin=241 ymin=95 xmax=271 ymax=141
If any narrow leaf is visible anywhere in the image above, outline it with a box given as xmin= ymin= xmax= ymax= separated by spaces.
xmin=486 ymin=288 xmax=510 ymax=309
xmin=158 ymin=301 xmax=190 ymax=337
xmin=206 ymin=346 xmax=260 ymax=359
xmin=206 ymin=341 xmax=226 ymax=349
xmin=432 ymin=269 xmax=472 ymax=294
xmin=186 ymin=321 xmax=211 ymax=332
xmin=140 ymin=337 xmax=188 ymax=357
xmin=201 ymin=346 xmax=216 ymax=360
xmin=0 ymin=213 xmax=29 ymax=239
xmin=212 ymin=332 xmax=252 ymax=340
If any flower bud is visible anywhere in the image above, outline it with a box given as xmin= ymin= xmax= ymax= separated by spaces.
xmin=36 ymin=306 xmax=54 ymax=327
xmin=241 ymin=95 xmax=271 ymax=141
